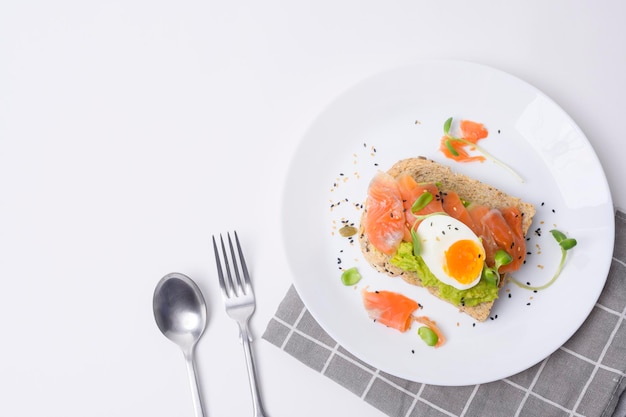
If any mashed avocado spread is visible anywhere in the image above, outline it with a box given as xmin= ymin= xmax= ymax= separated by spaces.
xmin=390 ymin=242 xmax=499 ymax=307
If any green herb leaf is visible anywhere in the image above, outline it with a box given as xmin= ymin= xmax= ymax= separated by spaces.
xmin=411 ymin=229 xmax=421 ymax=256
xmin=550 ymin=229 xmax=577 ymax=251
xmin=559 ymin=238 xmax=577 ymax=251
xmin=443 ymin=117 xmax=453 ymax=136
xmin=340 ymin=267 xmax=362 ymax=286
xmin=418 ymin=326 xmax=438 ymax=347
xmin=550 ymin=229 xmax=568 ymax=243
xmin=494 ymin=249 xmax=513 ymax=269
xmin=482 ymin=268 xmax=499 ymax=287
xmin=411 ymin=191 xmax=433 ymax=213
xmin=444 ymin=138 xmax=460 ymax=156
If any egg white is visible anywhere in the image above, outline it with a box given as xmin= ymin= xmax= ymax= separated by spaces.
xmin=416 ymin=214 xmax=485 ymax=290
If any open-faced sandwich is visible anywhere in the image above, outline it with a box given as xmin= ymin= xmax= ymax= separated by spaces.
xmin=358 ymin=157 xmax=536 ymax=322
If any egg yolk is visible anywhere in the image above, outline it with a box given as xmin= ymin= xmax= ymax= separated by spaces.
xmin=443 ymin=239 xmax=485 ymax=284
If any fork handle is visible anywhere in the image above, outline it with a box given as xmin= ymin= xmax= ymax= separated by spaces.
xmin=239 ymin=323 xmax=268 ymax=417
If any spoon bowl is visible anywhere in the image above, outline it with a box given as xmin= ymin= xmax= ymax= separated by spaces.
xmin=153 ymin=272 xmax=207 ymax=417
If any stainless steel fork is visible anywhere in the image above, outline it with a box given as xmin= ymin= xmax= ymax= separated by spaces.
xmin=212 ymin=231 xmax=268 ymax=417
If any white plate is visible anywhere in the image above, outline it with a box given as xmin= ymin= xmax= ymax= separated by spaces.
xmin=281 ymin=60 xmax=614 ymax=386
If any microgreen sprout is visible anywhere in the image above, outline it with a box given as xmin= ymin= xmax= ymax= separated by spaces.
xmin=510 ymin=229 xmax=577 ymax=291
xmin=442 ymin=117 xmax=524 ymax=183
xmin=482 ymin=249 xmax=513 ymax=287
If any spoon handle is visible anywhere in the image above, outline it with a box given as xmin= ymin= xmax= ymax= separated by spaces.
xmin=239 ymin=323 xmax=267 ymax=417
xmin=185 ymin=348 xmax=206 ymax=417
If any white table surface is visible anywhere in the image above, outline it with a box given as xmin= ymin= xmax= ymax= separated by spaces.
xmin=1 ymin=1 xmax=624 ymax=416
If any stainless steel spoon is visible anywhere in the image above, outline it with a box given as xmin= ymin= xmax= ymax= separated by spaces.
xmin=153 ymin=272 xmax=207 ymax=417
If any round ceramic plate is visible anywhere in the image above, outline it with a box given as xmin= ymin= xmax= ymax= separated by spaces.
xmin=281 ymin=60 xmax=614 ymax=385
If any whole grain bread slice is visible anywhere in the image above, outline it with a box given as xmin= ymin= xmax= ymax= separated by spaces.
xmin=358 ymin=157 xmax=536 ymax=322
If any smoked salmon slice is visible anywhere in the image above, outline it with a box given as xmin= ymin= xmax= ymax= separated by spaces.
xmin=441 ymin=190 xmax=476 ymax=231
xmin=460 ymin=120 xmax=489 ymax=143
xmin=467 ymin=204 xmax=527 ymax=273
xmin=467 ymin=204 xmax=499 ymax=266
xmin=362 ymin=288 xmax=419 ymax=332
xmin=396 ymin=174 xmax=444 ymax=238
xmin=499 ymin=206 xmax=526 ymax=272
xmin=363 ymin=172 xmax=406 ymax=255
xmin=440 ymin=119 xmax=489 ymax=162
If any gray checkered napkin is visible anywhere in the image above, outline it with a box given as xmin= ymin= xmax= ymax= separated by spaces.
xmin=263 ymin=211 xmax=626 ymax=417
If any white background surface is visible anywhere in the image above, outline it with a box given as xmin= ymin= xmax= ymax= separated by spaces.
xmin=0 ymin=1 xmax=624 ymax=416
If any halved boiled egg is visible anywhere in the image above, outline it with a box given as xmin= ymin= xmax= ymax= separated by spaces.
xmin=416 ymin=214 xmax=485 ymax=290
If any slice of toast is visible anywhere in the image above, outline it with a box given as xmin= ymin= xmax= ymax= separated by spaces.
xmin=358 ymin=157 xmax=536 ymax=321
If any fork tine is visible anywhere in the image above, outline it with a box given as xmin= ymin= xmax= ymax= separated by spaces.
xmin=226 ymin=232 xmax=246 ymax=296
xmin=219 ymin=233 xmax=237 ymax=298
xmin=212 ymin=235 xmax=228 ymax=298
xmin=233 ymin=231 xmax=251 ymax=292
